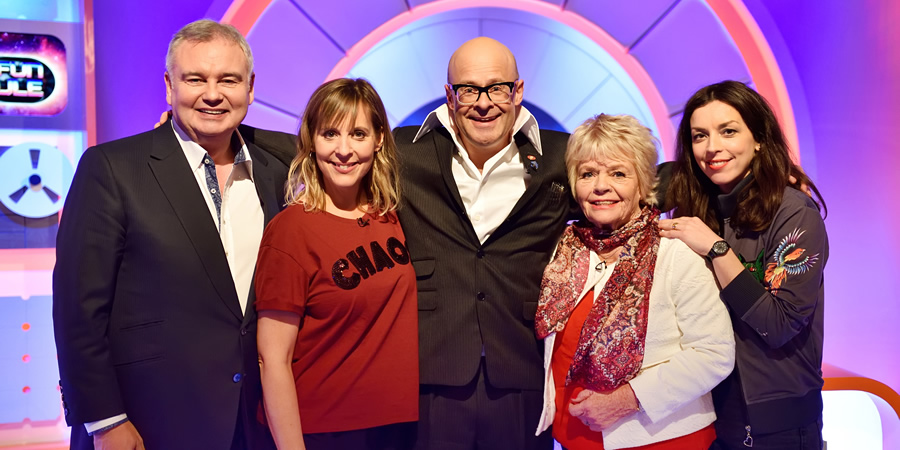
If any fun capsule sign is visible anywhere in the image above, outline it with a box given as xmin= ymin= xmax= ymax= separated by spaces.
xmin=0 ymin=32 xmax=67 ymax=116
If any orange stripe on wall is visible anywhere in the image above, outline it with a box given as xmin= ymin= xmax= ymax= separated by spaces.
xmin=0 ymin=249 xmax=56 ymax=271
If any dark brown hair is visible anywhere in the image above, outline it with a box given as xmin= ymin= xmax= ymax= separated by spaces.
xmin=665 ymin=80 xmax=825 ymax=234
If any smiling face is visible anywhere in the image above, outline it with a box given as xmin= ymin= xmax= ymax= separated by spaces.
xmin=314 ymin=106 xmax=382 ymax=207
xmin=445 ymin=37 xmax=522 ymax=165
xmin=690 ymin=100 xmax=759 ymax=193
xmin=165 ymin=38 xmax=254 ymax=153
xmin=574 ymin=157 xmax=642 ymax=231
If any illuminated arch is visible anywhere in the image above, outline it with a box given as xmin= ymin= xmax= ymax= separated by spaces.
xmin=222 ymin=0 xmax=799 ymax=162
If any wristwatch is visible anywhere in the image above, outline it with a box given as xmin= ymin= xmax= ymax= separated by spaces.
xmin=706 ymin=240 xmax=731 ymax=261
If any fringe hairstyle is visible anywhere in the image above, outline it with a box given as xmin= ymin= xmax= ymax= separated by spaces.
xmin=666 ymin=80 xmax=825 ymax=234
xmin=284 ymin=78 xmax=400 ymax=215
xmin=566 ymin=114 xmax=660 ymax=207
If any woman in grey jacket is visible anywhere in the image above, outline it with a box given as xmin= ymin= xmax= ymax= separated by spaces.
xmin=659 ymin=80 xmax=828 ymax=450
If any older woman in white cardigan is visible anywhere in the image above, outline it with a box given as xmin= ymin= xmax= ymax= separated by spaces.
xmin=534 ymin=114 xmax=734 ymax=450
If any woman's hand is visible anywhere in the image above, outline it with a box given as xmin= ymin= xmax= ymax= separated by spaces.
xmin=659 ymin=217 xmax=720 ymax=257
xmin=154 ymin=110 xmax=172 ymax=129
xmin=659 ymin=217 xmax=744 ymax=288
xmin=568 ymin=384 xmax=640 ymax=431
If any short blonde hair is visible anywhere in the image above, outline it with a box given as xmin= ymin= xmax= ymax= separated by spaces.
xmin=285 ymin=78 xmax=400 ymax=215
xmin=566 ymin=114 xmax=659 ymax=206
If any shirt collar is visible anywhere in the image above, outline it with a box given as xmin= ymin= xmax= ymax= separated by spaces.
xmin=171 ymin=120 xmax=253 ymax=179
xmin=411 ymin=103 xmax=543 ymax=155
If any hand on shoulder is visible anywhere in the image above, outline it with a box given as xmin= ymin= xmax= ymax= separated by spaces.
xmin=658 ymin=217 xmax=720 ymax=257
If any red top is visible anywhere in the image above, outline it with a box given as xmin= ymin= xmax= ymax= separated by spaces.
xmin=551 ymin=290 xmax=716 ymax=450
xmin=255 ymin=205 xmax=418 ymax=433
xmin=552 ymin=288 xmax=605 ymax=450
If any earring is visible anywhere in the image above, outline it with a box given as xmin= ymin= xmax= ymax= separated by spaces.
xmin=755 ymin=144 xmax=760 ymax=152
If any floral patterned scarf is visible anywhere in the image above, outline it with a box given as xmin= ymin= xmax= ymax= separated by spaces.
xmin=535 ymin=207 xmax=660 ymax=392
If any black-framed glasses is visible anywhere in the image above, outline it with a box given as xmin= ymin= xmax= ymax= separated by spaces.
xmin=450 ymin=81 xmax=517 ymax=105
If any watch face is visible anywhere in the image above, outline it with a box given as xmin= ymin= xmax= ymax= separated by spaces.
xmin=712 ymin=240 xmax=730 ymax=255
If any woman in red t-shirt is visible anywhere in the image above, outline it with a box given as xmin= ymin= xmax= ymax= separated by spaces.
xmin=255 ymin=78 xmax=418 ymax=450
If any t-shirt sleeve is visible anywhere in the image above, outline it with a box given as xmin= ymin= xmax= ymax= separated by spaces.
xmin=254 ymin=218 xmax=310 ymax=315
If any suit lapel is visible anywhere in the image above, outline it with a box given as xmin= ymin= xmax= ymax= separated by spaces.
xmin=247 ymin=144 xmax=281 ymax=224
xmin=481 ymin=132 xmax=549 ymax=246
xmin=432 ymin=128 xmax=468 ymax=216
xmin=246 ymin=143 xmax=284 ymax=323
xmin=431 ymin=128 xmax=548 ymax=246
xmin=503 ymin=131 xmax=546 ymax=224
xmin=147 ymin=124 xmax=243 ymax=321
xmin=431 ymin=128 xmax=481 ymax=244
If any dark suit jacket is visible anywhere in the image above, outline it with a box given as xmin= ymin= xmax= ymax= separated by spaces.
xmin=394 ymin=126 xmax=576 ymax=390
xmin=238 ymin=123 xmax=296 ymax=167
xmin=52 ymin=122 xmax=287 ymax=449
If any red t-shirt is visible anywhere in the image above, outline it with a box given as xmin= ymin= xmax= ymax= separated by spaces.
xmin=255 ymin=205 xmax=418 ymax=433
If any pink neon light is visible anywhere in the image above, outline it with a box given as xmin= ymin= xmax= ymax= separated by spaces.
xmin=322 ymin=0 xmax=675 ymax=158
xmin=0 ymin=249 xmax=55 ymax=271
xmin=0 ymin=249 xmax=55 ymax=299
xmin=220 ymin=0 xmax=673 ymax=156
xmin=706 ymin=0 xmax=800 ymax=163
xmin=222 ymin=0 xmax=270 ymax=36
xmin=220 ymin=0 xmax=798 ymax=162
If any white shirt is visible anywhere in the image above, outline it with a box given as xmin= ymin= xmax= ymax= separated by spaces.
xmin=535 ymin=238 xmax=735 ymax=449
xmin=84 ymin=122 xmax=264 ymax=434
xmin=172 ymin=120 xmax=264 ymax=316
xmin=413 ymin=104 xmax=542 ymax=243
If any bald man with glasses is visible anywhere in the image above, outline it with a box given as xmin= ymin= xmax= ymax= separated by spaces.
xmin=391 ymin=37 xmax=573 ymax=450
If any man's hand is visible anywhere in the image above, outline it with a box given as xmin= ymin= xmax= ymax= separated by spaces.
xmin=93 ymin=421 xmax=145 ymax=450
xmin=154 ymin=111 xmax=172 ymax=129
xmin=568 ymin=384 xmax=639 ymax=431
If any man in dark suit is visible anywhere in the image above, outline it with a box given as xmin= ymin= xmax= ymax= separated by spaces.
xmin=52 ymin=20 xmax=285 ymax=450
xmin=393 ymin=37 xmax=572 ymax=450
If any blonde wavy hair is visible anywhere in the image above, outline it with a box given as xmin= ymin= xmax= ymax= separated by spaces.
xmin=285 ymin=78 xmax=400 ymax=215
xmin=566 ymin=114 xmax=660 ymax=207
